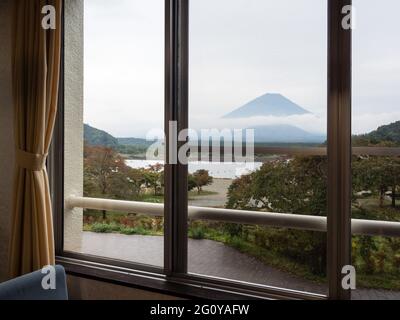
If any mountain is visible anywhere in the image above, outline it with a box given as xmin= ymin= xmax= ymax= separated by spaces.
xmin=249 ymin=125 xmax=325 ymax=143
xmin=84 ymin=124 xmax=154 ymax=151
xmin=84 ymin=124 xmax=119 ymax=147
xmin=222 ymin=93 xmax=310 ymax=119
xmin=353 ymin=121 xmax=400 ymax=146
xmin=117 ymin=137 xmax=154 ymax=147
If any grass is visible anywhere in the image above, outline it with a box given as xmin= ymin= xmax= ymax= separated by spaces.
xmin=188 ymin=190 xmax=218 ymax=197
xmin=353 ymin=197 xmax=400 ymax=221
xmin=83 ymin=209 xmax=164 ymax=236
xmin=84 ymin=222 xmax=161 ymax=236
xmin=137 ymin=194 xmax=164 ymax=203
xmin=188 ymin=226 xmax=206 ymax=239
xmin=357 ymin=273 xmax=400 ymax=290
xmin=86 ymin=190 xmax=219 ymax=206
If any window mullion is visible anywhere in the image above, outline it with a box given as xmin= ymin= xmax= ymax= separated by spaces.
xmin=327 ymin=0 xmax=352 ymax=300
xmin=164 ymin=0 xmax=189 ymax=275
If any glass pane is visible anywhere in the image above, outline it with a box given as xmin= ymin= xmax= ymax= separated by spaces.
xmin=188 ymin=0 xmax=328 ymax=294
xmin=352 ymin=0 xmax=400 ymax=300
xmin=64 ymin=0 xmax=165 ymax=267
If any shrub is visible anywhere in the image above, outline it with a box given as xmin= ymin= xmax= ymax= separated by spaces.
xmin=189 ymin=227 xmax=205 ymax=239
xmin=90 ymin=222 xmax=121 ymax=233
xmin=120 ymin=226 xmax=150 ymax=235
xmin=223 ymin=223 xmax=243 ymax=238
xmin=228 ymin=236 xmax=246 ymax=251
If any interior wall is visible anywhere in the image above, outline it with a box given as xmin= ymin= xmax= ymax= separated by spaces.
xmin=0 ymin=0 xmax=14 ymax=282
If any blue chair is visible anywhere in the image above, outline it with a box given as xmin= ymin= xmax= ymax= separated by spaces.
xmin=0 ymin=265 xmax=68 ymax=300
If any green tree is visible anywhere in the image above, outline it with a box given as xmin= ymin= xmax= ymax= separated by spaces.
xmin=126 ymin=168 xmax=146 ymax=198
xmin=226 ymin=174 xmax=254 ymax=210
xmin=143 ymin=163 xmax=164 ymax=195
xmin=250 ymin=156 xmax=327 ymax=216
xmin=192 ymin=169 xmax=213 ymax=194
xmin=188 ymin=174 xmax=197 ymax=192
xmin=226 ymin=156 xmax=328 ymax=275
xmin=353 ymin=156 xmax=400 ymax=208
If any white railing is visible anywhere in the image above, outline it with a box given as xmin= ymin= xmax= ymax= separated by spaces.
xmin=66 ymin=196 xmax=400 ymax=238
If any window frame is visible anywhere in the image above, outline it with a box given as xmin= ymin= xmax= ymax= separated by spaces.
xmin=50 ymin=0 xmax=352 ymax=300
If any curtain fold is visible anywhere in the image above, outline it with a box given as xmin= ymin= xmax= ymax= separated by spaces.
xmin=9 ymin=0 xmax=62 ymax=277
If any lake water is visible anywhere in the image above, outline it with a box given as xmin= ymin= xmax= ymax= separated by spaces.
xmin=125 ymin=160 xmax=263 ymax=179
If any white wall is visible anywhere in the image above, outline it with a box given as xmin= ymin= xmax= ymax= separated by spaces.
xmin=64 ymin=0 xmax=84 ymax=251
xmin=0 ymin=0 xmax=14 ymax=282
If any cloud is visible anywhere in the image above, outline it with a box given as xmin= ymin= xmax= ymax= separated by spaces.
xmin=83 ymin=0 xmax=400 ymax=138
xmin=190 ymin=113 xmax=326 ymax=135
xmin=353 ymin=112 xmax=400 ymax=135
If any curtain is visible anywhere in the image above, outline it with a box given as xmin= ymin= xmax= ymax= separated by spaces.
xmin=9 ymin=0 xmax=62 ymax=277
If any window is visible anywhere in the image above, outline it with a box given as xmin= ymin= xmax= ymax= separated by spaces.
xmin=188 ymin=0 xmax=328 ymax=294
xmin=63 ymin=0 xmax=165 ymax=268
xmin=52 ymin=0 xmax=400 ymax=300
xmin=351 ymin=0 xmax=400 ymax=299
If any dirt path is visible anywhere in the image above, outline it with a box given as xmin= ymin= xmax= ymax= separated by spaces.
xmin=188 ymin=178 xmax=232 ymax=208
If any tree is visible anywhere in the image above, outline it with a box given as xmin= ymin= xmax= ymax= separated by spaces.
xmin=84 ymin=145 xmax=131 ymax=219
xmin=226 ymin=174 xmax=254 ymax=210
xmin=353 ymin=156 xmax=400 ymax=208
xmin=126 ymin=168 xmax=146 ymax=198
xmin=250 ymin=156 xmax=327 ymax=216
xmin=143 ymin=163 xmax=164 ymax=195
xmin=226 ymin=154 xmax=400 ymax=276
xmin=226 ymin=156 xmax=328 ymax=274
xmin=191 ymin=169 xmax=213 ymax=194
xmin=188 ymin=174 xmax=197 ymax=192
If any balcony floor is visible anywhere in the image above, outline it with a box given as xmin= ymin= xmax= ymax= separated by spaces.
xmin=78 ymin=232 xmax=400 ymax=300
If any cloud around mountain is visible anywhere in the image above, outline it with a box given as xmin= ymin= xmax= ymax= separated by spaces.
xmin=250 ymin=124 xmax=325 ymax=143
xmin=86 ymin=93 xmax=328 ymax=144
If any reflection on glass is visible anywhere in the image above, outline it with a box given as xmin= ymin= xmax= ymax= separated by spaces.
xmin=188 ymin=0 xmax=328 ymax=294
xmin=65 ymin=0 xmax=165 ymax=267
xmin=352 ymin=0 xmax=400 ymax=299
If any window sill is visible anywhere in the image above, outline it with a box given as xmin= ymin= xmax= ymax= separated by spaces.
xmin=56 ymin=256 xmax=327 ymax=300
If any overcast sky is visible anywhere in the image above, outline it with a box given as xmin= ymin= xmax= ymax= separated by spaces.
xmin=84 ymin=0 xmax=400 ymax=138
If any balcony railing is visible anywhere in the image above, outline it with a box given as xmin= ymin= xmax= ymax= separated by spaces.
xmin=67 ymin=196 xmax=400 ymax=238
xmin=192 ymin=146 xmax=400 ymax=155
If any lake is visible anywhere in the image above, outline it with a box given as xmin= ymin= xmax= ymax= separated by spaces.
xmin=126 ymin=160 xmax=263 ymax=179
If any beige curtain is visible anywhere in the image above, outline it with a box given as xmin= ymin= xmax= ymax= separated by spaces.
xmin=9 ymin=0 xmax=62 ymax=277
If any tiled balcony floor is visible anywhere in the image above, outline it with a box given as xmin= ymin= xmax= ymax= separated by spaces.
xmin=78 ymin=232 xmax=400 ymax=300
